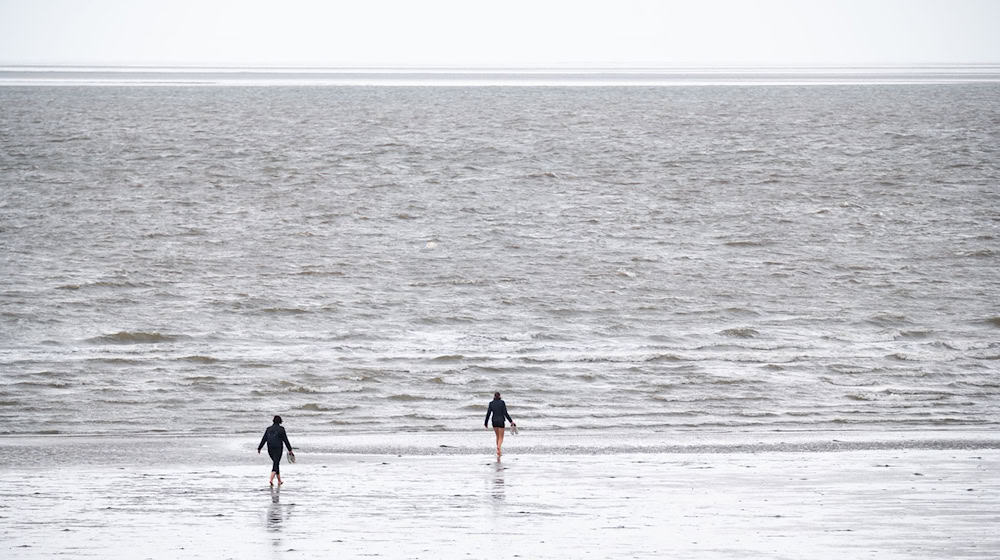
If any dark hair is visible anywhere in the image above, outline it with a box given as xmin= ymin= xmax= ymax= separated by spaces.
xmin=493 ymin=392 xmax=501 ymax=400
xmin=273 ymin=415 xmax=282 ymax=424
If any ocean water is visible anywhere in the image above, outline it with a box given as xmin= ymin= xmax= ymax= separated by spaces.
xmin=1 ymin=83 xmax=998 ymax=437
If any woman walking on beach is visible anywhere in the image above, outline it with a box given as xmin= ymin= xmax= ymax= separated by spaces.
xmin=485 ymin=392 xmax=515 ymax=458
xmin=258 ymin=415 xmax=294 ymax=486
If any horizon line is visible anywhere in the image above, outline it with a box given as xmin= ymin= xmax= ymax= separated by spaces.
xmin=4 ymin=64 xmax=999 ymax=87
xmin=4 ymin=63 xmax=1000 ymax=73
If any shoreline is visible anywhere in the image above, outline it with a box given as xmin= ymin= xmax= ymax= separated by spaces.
xmin=2 ymin=429 xmax=999 ymax=480
xmin=2 ymin=428 xmax=999 ymax=465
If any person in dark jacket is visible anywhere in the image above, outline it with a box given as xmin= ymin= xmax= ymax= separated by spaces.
xmin=484 ymin=392 xmax=515 ymax=457
xmin=258 ymin=415 xmax=294 ymax=485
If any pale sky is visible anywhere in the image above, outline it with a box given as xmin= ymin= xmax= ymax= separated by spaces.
xmin=1 ymin=0 xmax=999 ymax=68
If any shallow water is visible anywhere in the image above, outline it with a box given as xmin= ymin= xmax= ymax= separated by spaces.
xmin=1 ymin=84 xmax=999 ymax=435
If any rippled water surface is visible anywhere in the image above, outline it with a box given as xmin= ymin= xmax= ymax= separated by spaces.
xmin=1 ymin=85 xmax=998 ymax=435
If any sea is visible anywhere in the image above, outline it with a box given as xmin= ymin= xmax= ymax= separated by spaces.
xmin=1 ymin=68 xmax=998 ymax=440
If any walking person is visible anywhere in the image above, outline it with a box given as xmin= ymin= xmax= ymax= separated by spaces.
xmin=258 ymin=415 xmax=294 ymax=486
xmin=485 ymin=392 xmax=515 ymax=458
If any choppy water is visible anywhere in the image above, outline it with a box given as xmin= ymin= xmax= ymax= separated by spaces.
xmin=1 ymin=84 xmax=998 ymax=436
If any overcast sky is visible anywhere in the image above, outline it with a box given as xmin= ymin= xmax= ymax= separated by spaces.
xmin=2 ymin=0 xmax=999 ymax=68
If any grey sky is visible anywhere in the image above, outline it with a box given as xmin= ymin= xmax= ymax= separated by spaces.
xmin=2 ymin=0 xmax=999 ymax=67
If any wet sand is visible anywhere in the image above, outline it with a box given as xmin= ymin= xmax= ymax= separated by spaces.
xmin=1 ymin=432 xmax=998 ymax=559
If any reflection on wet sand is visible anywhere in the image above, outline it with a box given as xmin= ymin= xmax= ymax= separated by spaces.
xmin=491 ymin=460 xmax=505 ymax=503
xmin=267 ymin=486 xmax=291 ymax=531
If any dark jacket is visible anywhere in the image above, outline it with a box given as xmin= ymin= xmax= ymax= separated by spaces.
xmin=258 ymin=423 xmax=292 ymax=454
xmin=485 ymin=399 xmax=513 ymax=427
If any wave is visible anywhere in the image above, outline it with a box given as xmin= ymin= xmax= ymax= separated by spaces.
xmin=643 ymin=353 xmax=684 ymax=362
xmin=465 ymin=364 xmax=524 ymax=374
xmin=298 ymin=403 xmax=329 ymax=411
xmin=845 ymin=389 xmax=955 ymax=402
xmin=894 ymin=330 xmax=933 ymax=340
xmin=86 ymin=357 xmax=146 ymax=365
xmin=387 ymin=394 xmax=435 ymax=401
xmin=957 ymin=249 xmax=994 ymax=258
xmin=46 ymin=134 xmax=93 ymax=143
xmin=296 ymin=403 xmax=359 ymax=412
xmin=718 ymin=327 xmax=759 ymax=338
xmin=57 ymin=280 xmax=152 ymax=290
xmin=178 ymin=355 xmax=220 ymax=364
xmin=866 ymin=312 xmax=911 ymax=327
xmin=277 ymin=381 xmax=322 ymax=394
xmin=260 ymin=307 xmax=310 ymax=315
xmin=723 ymin=239 xmax=772 ymax=247
xmin=184 ymin=375 xmax=218 ymax=383
xmin=417 ymin=316 xmax=477 ymax=325
xmin=523 ymin=171 xmax=560 ymax=179
xmin=0 ymin=311 xmax=37 ymax=321
xmin=86 ymin=331 xmax=187 ymax=344
xmin=430 ymin=354 xmax=465 ymax=362
xmin=13 ymin=381 xmax=71 ymax=389
xmin=459 ymin=403 xmax=486 ymax=411
xmin=520 ymin=356 xmax=562 ymax=364
xmin=339 ymin=373 xmax=383 ymax=383
xmin=295 ymin=270 xmax=345 ymax=277
xmin=886 ymin=352 xmax=918 ymax=361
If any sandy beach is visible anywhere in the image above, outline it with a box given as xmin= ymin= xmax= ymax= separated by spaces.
xmin=1 ymin=431 xmax=997 ymax=559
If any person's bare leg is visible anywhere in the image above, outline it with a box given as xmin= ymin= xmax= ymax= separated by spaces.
xmin=269 ymin=472 xmax=275 ymax=486
xmin=277 ymin=473 xmax=283 ymax=486
xmin=494 ymin=427 xmax=505 ymax=457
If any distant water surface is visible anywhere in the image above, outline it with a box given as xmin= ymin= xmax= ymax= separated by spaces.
xmin=3 ymin=66 xmax=1000 ymax=86
xmin=1 ymin=83 xmax=998 ymax=436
